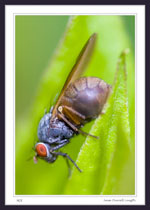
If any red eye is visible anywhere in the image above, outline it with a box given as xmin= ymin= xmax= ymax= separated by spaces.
xmin=35 ymin=144 xmax=47 ymax=157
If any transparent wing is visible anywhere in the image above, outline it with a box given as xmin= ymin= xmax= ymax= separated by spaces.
xmin=52 ymin=33 xmax=97 ymax=118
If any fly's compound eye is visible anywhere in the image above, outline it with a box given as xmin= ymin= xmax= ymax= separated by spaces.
xmin=34 ymin=143 xmax=56 ymax=163
xmin=35 ymin=143 xmax=49 ymax=157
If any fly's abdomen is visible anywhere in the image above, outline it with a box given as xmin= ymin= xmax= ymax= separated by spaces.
xmin=60 ymin=77 xmax=111 ymax=122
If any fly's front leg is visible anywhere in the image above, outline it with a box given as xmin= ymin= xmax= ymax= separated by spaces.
xmin=50 ymin=139 xmax=70 ymax=151
xmin=42 ymin=137 xmax=61 ymax=144
xmin=50 ymin=150 xmax=82 ymax=173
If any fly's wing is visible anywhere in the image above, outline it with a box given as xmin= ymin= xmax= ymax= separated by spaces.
xmin=51 ymin=33 xmax=97 ymax=118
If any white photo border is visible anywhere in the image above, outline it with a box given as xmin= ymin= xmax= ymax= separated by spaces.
xmin=5 ymin=5 xmax=145 ymax=205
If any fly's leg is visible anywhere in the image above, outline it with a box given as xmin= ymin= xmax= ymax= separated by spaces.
xmin=50 ymin=151 xmax=82 ymax=173
xmin=56 ymin=139 xmax=70 ymax=145
xmin=43 ymin=135 xmax=67 ymax=144
xmin=65 ymin=158 xmax=71 ymax=177
xmin=50 ymin=139 xmax=70 ymax=151
xmin=43 ymin=137 xmax=61 ymax=144
xmin=43 ymin=136 xmax=70 ymax=145
xmin=60 ymin=105 xmax=85 ymax=125
xmin=49 ymin=106 xmax=53 ymax=114
xmin=58 ymin=112 xmax=99 ymax=139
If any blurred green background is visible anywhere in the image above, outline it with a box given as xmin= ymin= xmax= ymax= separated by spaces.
xmin=16 ymin=16 xmax=134 ymax=120
xmin=15 ymin=15 xmax=135 ymax=195
xmin=16 ymin=16 xmax=69 ymax=119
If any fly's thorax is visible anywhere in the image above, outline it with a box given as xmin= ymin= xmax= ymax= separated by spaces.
xmin=38 ymin=112 xmax=51 ymax=142
xmin=37 ymin=111 xmax=74 ymax=144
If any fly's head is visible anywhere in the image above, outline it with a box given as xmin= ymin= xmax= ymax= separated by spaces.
xmin=33 ymin=142 xmax=57 ymax=163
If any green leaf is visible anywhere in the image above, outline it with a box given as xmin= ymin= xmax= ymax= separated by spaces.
xmin=16 ymin=15 xmax=135 ymax=195
xmin=64 ymin=50 xmax=133 ymax=195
